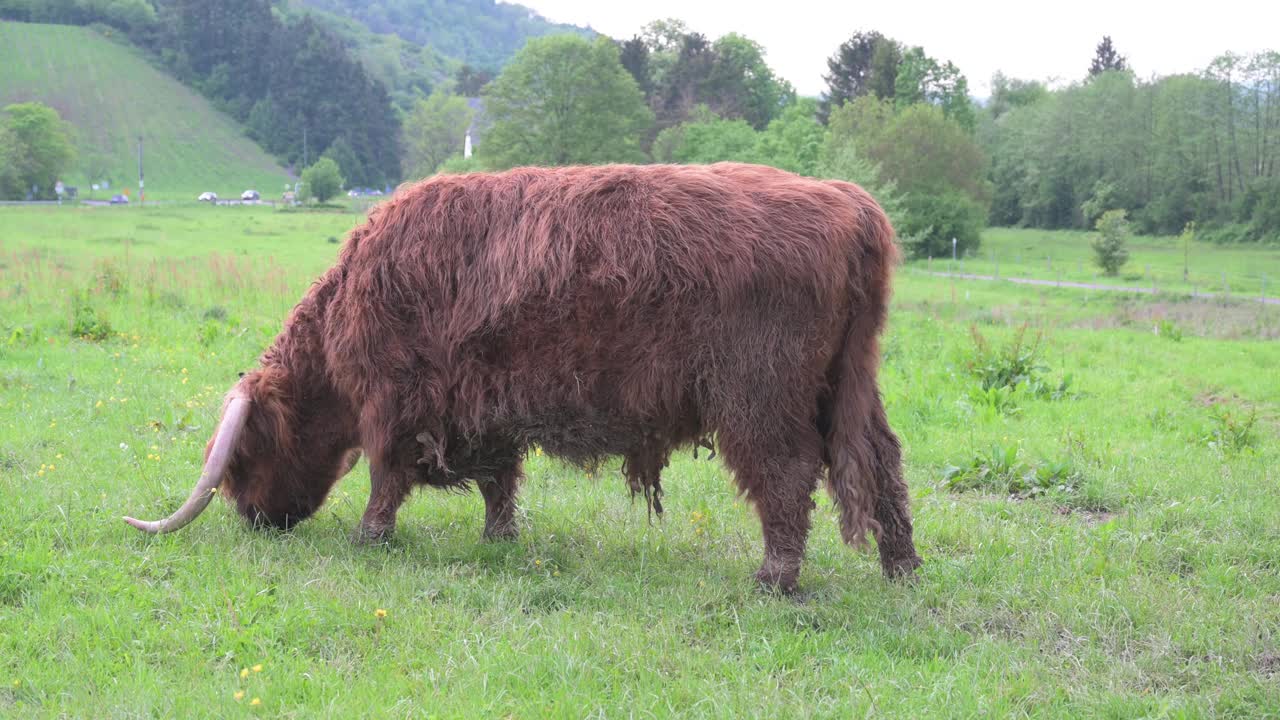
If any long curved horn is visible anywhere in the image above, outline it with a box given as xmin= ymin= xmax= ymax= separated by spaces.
xmin=123 ymin=394 xmax=251 ymax=534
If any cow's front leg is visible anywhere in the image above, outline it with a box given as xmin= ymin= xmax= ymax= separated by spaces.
xmin=354 ymin=455 xmax=412 ymax=543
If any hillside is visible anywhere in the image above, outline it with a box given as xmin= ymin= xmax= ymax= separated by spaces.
xmin=0 ymin=22 xmax=292 ymax=199
xmin=295 ymin=0 xmax=594 ymax=73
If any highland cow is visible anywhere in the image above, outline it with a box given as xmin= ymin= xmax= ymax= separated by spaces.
xmin=125 ymin=162 xmax=921 ymax=591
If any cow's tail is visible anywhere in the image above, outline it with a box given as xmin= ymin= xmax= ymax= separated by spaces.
xmin=824 ymin=184 xmax=899 ymax=547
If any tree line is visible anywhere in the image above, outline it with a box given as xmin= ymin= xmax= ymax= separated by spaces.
xmin=982 ymin=47 xmax=1280 ymax=243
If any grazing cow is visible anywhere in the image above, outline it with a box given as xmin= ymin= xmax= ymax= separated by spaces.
xmin=125 ymin=162 xmax=921 ymax=591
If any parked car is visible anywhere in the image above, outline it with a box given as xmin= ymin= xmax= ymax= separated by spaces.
xmin=198 ymin=191 xmax=218 ymax=202
xmin=241 ymin=189 xmax=260 ymax=201
xmin=109 ymin=194 xmax=129 ymax=205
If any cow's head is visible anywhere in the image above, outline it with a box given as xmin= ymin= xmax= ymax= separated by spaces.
xmin=123 ymin=370 xmax=360 ymax=535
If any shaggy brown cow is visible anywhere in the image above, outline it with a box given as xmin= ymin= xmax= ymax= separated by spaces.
xmin=125 ymin=162 xmax=921 ymax=591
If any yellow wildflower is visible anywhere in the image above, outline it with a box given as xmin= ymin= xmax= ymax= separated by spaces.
xmin=95 ymin=400 xmax=103 ymax=408
xmin=233 ymin=691 xmax=245 ymax=701
xmin=375 ymin=608 xmax=387 ymax=619
xmin=239 ymin=668 xmax=249 ymax=680
xmin=250 ymin=697 xmax=261 ymax=707
xmin=252 ymin=664 xmax=262 ymax=673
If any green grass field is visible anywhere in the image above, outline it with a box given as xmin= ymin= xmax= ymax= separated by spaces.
xmin=0 ymin=22 xmax=292 ymax=201
xmin=922 ymin=227 xmax=1280 ymax=300
xmin=2 ymin=206 xmax=1279 ymax=717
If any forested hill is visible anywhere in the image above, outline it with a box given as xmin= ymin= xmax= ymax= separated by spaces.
xmin=0 ymin=21 xmax=291 ymax=195
xmin=294 ymin=0 xmax=594 ymax=72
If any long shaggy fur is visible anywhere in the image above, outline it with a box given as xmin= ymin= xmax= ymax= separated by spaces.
xmin=219 ymin=162 xmax=920 ymax=588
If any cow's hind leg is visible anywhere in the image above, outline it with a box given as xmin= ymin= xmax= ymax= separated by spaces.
xmin=478 ymin=461 xmax=522 ymax=540
xmin=867 ymin=393 xmax=921 ymax=578
xmin=719 ymin=428 xmax=823 ymax=593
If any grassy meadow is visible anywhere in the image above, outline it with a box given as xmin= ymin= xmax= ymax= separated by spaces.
xmin=0 ymin=22 xmax=292 ymax=201
xmin=2 ymin=204 xmax=1279 ymax=717
xmin=923 ymin=227 xmax=1280 ymax=300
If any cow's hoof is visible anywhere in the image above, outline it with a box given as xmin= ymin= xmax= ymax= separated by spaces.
xmin=483 ymin=523 xmax=519 ymax=542
xmin=881 ymin=553 xmax=922 ymax=581
xmin=754 ymin=565 xmax=800 ymax=595
xmin=352 ymin=523 xmax=394 ymax=545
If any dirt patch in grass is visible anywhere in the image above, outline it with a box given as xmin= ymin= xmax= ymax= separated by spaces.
xmin=1255 ymin=652 xmax=1280 ymax=677
xmin=1055 ymin=506 xmax=1118 ymax=525
xmin=1194 ymin=391 xmax=1247 ymax=407
xmin=1077 ymin=297 xmax=1280 ymax=339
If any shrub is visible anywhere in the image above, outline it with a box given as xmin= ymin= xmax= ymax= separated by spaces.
xmin=942 ymin=444 xmax=1080 ymax=498
xmin=1090 ymin=209 xmax=1130 ymax=276
xmin=1155 ymin=319 xmax=1182 ymax=341
xmin=967 ymin=324 xmax=1073 ymax=400
xmin=1204 ymin=407 xmax=1257 ymax=454
xmin=897 ymin=191 xmax=984 ymax=260
xmin=69 ymin=293 xmax=112 ymax=341
xmin=301 ymin=157 xmax=344 ymax=203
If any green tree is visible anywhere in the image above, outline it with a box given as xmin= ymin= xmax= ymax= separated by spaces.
xmin=1091 ymin=209 xmax=1131 ymax=275
xmin=987 ymin=72 xmax=1048 ymax=120
xmin=481 ymin=35 xmax=652 ymax=168
xmin=826 ymin=99 xmax=988 ymax=255
xmin=618 ymin=36 xmax=653 ymax=96
xmin=753 ymin=99 xmax=823 ymax=175
xmin=704 ymin=33 xmax=794 ymax=129
xmin=301 ymin=157 xmax=344 ymax=203
xmin=321 ymin=136 xmax=366 ymax=190
xmin=1089 ymin=36 xmax=1128 ymax=77
xmin=651 ymin=107 xmax=759 ymax=164
xmin=894 ymin=47 xmax=975 ymax=130
xmin=0 ymin=125 xmax=19 ymax=200
xmin=897 ymin=191 xmax=985 ymax=259
xmin=403 ymin=90 xmax=475 ymax=178
xmin=865 ymin=104 xmax=989 ymax=203
xmin=819 ymin=31 xmax=901 ymax=122
xmin=454 ymin=64 xmax=492 ymax=96
xmin=0 ymin=102 xmax=75 ymax=200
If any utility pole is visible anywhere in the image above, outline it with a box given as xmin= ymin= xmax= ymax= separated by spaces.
xmin=137 ymin=135 xmax=144 ymax=206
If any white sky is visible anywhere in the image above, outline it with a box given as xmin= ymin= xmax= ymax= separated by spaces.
xmin=513 ymin=0 xmax=1279 ymax=97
